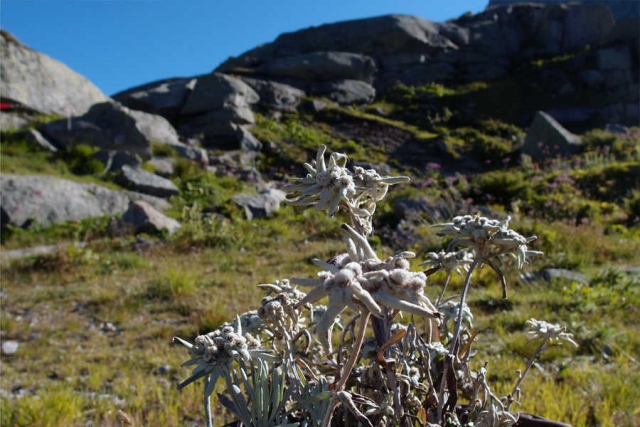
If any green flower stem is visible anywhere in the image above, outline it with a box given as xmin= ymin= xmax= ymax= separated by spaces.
xmin=322 ymin=311 xmax=371 ymax=427
xmin=506 ymin=333 xmax=549 ymax=412
xmin=435 ymin=271 xmax=452 ymax=307
xmin=437 ymin=257 xmax=480 ymax=423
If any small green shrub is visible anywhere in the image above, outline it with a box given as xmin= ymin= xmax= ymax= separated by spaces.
xmin=445 ymin=126 xmax=516 ymax=163
xmin=63 ymin=144 xmax=104 ymax=175
xmin=145 ymin=267 xmax=198 ymax=300
xmin=624 ymin=190 xmax=640 ymax=224
xmin=469 ymin=169 xmax=531 ymax=206
xmin=170 ymin=204 xmax=239 ymax=250
xmin=151 ymin=142 xmax=178 ymax=157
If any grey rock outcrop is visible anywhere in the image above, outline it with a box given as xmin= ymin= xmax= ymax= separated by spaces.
xmin=93 ymin=150 xmax=142 ymax=173
xmin=214 ymin=4 xmax=631 ymax=124
xmin=241 ymin=77 xmax=306 ymax=111
xmin=232 ymin=188 xmax=287 ymax=220
xmin=112 ymin=77 xmax=197 ymax=122
xmin=37 ymin=101 xmax=198 ymax=162
xmin=0 ymin=111 xmax=32 ymax=131
xmin=126 ymin=107 xmax=182 ymax=147
xmin=1 ymin=174 xmax=170 ymax=228
xmin=38 ymin=102 xmax=153 ymax=159
xmin=118 ymin=201 xmax=181 ymax=235
xmin=313 ymin=79 xmax=376 ymax=104
xmin=147 ymin=157 xmax=175 ymax=177
xmin=523 ymin=111 xmax=581 ymax=162
xmin=179 ymin=73 xmax=261 ymax=149
xmin=0 ymin=30 xmax=108 ymax=116
xmin=255 ymin=51 xmax=377 ymax=84
xmin=468 ymin=3 xmax=616 ymax=57
xmin=181 ymin=72 xmax=259 ymax=116
xmin=217 ymin=15 xmax=458 ymax=75
xmin=115 ymin=165 xmax=179 ymax=198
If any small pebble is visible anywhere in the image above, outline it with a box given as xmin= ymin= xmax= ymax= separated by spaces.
xmin=2 ymin=340 xmax=19 ymax=355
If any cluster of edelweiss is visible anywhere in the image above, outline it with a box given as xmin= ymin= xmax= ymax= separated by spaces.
xmin=174 ymin=145 xmax=576 ymax=427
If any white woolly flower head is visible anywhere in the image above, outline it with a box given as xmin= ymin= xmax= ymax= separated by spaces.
xmin=173 ymin=318 xmax=273 ymax=391
xmin=433 ymin=214 xmax=542 ymax=269
xmin=282 ymin=145 xmax=409 ymax=234
xmin=420 ymin=249 xmax=473 ymax=277
xmin=525 ymin=318 xmax=578 ymax=347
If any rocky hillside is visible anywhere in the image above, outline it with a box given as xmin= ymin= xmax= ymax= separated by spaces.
xmin=1 ymin=3 xmax=639 ymax=239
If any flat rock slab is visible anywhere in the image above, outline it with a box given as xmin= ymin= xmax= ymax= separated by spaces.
xmin=0 ymin=242 xmax=87 ymax=262
xmin=118 ymin=200 xmax=181 ymax=235
xmin=232 ymin=188 xmax=287 ymax=220
xmin=1 ymin=174 xmax=170 ymax=228
xmin=115 ymin=165 xmax=179 ymax=199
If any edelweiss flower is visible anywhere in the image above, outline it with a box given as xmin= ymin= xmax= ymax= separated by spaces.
xmin=282 ymin=145 xmax=356 ymax=217
xmin=434 ymin=215 xmax=507 ymax=248
xmin=433 ymin=215 xmax=542 ymax=270
xmin=173 ymin=318 xmax=272 ymax=391
xmin=525 ymin=319 xmax=578 ymax=347
xmin=438 ymin=300 xmax=473 ymax=328
xmin=294 ymin=261 xmax=383 ymax=353
xmin=282 ymin=145 xmax=409 ymax=234
xmin=293 ymin=224 xmax=440 ymax=353
xmin=420 ymin=249 xmax=473 ymax=277
xmin=474 ymin=400 xmax=519 ymax=427
xmin=471 ymin=367 xmax=519 ymax=427
xmin=258 ymin=293 xmax=300 ymax=340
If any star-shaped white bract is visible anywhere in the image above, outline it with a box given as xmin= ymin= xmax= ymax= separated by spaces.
xmin=282 ymin=145 xmax=409 ymax=234
xmin=173 ymin=318 xmax=272 ymax=391
xmin=433 ymin=215 xmax=542 ymax=269
xmin=292 ymin=224 xmax=441 ymax=353
xmin=525 ymin=318 xmax=578 ymax=347
xmin=283 ymin=145 xmax=356 ymax=217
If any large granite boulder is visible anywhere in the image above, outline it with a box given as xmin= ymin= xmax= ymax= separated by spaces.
xmin=232 ymin=188 xmax=287 ymax=220
xmin=522 ymin=111 xmax=581 ymax=162
xmin=562 ymin=4 xmax=616 ymax=51
xmin=217 ymin=15 xmax=460 ymax=74
xmin=112 ymin=77 xmax=197 ymax=122
xmin=241 ymin=77 xmax=306 ymax=111
xmin=178 ymin=73 xmax=262 ymax=150
xmin=312 ymin=79 xmax=376 ymax=104
xmin=115 ymin=165 xmax=179 ymax=198
xmin=118 ymin=200 xmax=181 ymax=236
xmin=255 ymin=51 xmax=377 ymax=83
xmin=38 ymin=101 xmax=188 ymax=160
xmin=0 ymin=30 xmax=108 ymax=116
xmin=0 ymin=110 xmax=32 ymax=131
xmin=467 ymin=3 xmax=616 ymax=58
xmin=181 ymin=72 xmax=259 ymax=116
xmin=0 ymin=174 xmax=170 ymax=228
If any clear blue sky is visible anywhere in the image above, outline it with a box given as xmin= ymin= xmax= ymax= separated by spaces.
xmin=1 ymin=0 xmax=487 ymax=96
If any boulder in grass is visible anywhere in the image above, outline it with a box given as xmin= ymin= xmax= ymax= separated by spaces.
xmin=112 ymin=77 xmax=197 ymax=122
xmin=232 ymin=188 xmax=287 ymax=220
xmin=312 ymin=79 xmax=376 ymax=105
xmin=115 ymin=165 xmax=179 ymax=199
xmin=0 ymin=174 xmax=170 ymax=228
xmin=241 ymin=77 xmax=305 ymax=111
xmin=0 ymin=30 xmax=108 ymax=116
xmin=38 ymin=101 xmax=189 ymax=161
xmin=118 ymin=200 xmax=181 ymax=236
xmin=522 ymin=111 xmax=581 ymax=162
xmin=181 ymin=72 xmax=259 ymax=116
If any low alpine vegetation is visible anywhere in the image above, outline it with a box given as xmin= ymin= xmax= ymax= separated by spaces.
xmin=174 ymin=146 xmax=577 ymax=426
